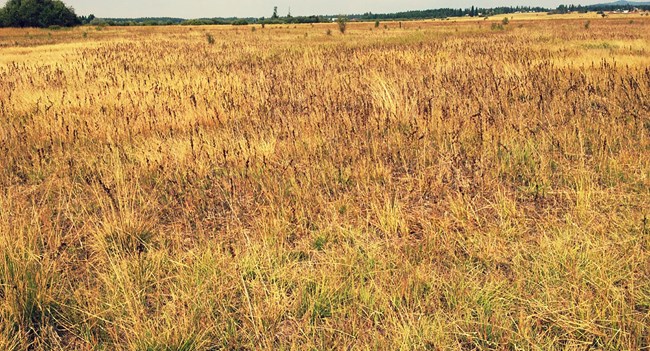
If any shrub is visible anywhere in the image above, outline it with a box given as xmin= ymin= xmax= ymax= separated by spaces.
xmin=206 ymin=33 xmax=215 ymax=44
xmin=337 ymin=16 xmax=348 ymax=34
xmin=502 ymin=17 xmax=510 ymax=25
xmin=90 ymin=18 xmax=108 ymax=27
xmin=0 ymin=0 xmax=81 ymax=28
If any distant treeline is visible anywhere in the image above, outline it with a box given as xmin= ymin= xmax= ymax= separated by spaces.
xmin=87 ymin=17 xmax=186 ymax=26
xmin=351 ymin=6 xmax=549 ymax=20
xmin=91 ymin=16 xmax=327 ymax=27
xmin=552 ymin=4 xmax=650 ymax=13
xmin=91 ymin=3 xmax=650 ymax=28
xmin=2 ymin=1 xmax=650 ymax=29
xmin=87 ymin=8 xmax=550 ymax=27
xmin=91 ymin=8 xmax=548 ymax=27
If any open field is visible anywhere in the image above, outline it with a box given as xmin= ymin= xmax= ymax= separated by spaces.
xmin=0 ymin=16 xmax=649 ymax=350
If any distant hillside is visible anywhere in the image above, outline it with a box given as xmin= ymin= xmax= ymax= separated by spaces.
xmin=554 ymin=1 xmax=650 ymax=13
xmin=590 ymin=1 xmax=650 ymax=7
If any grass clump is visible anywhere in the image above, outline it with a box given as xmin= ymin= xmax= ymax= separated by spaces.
xmin=205 ymin=33 xmax=215 ymax=44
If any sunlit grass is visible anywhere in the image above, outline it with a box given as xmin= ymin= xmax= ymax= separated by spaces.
xmin=0 ymin=16 xmax=648 ymax=350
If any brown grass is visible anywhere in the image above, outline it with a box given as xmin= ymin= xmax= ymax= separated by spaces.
xmin=0 ymin=16 xmax=649 ymax=350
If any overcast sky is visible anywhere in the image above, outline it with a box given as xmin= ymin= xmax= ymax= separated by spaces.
xmin=0 ymin=0 xmax=605 ymax=18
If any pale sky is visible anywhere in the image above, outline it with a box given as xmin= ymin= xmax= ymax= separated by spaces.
xmin=0 ymin=0 xmax=605 ymax=18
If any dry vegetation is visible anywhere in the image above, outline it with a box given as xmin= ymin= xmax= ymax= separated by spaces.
xmin=0 ymin=16 xmax=649 ymax=350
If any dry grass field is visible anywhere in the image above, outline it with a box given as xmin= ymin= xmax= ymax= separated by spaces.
xmin=0 ymin=15 xmax=649 ymax=350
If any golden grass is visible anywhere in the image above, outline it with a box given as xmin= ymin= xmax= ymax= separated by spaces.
xmin=0 ymin=16 xmax=649 ymax=350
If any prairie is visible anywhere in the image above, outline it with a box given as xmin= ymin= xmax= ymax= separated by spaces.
xmin=0 ymin=16 xmax=649 ymax=350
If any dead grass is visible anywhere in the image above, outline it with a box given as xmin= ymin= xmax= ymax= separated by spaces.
xmin=0 ymin=16 xmax=649 ymax=350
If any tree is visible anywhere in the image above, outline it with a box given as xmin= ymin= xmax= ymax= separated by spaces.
xmin=272 ymin=6 xmax=279 ymax=19
xmin=0 ymin=0 xmax=81 ymax=28
xmin=79 ymin=13 xmax=95 ymax=24
xmin=556 ymin=5 xmax=569 ymax=14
